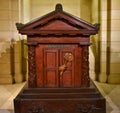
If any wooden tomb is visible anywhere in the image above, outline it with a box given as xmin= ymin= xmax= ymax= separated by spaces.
xmin=14 ymin=4 xmax=106 ymax=113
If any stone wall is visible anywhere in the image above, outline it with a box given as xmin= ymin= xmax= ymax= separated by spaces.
xmin=99 ymin=0 xmax=120 ymax=83
xmin=0 ymin=0 xmax=28 ymax=84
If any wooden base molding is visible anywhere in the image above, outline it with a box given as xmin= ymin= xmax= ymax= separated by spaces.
xmin=14 ymin=82 xmax=106 ymax=113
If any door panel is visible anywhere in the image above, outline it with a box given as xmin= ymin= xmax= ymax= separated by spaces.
xmin=36 ymin=44 xmax=82 ymax=88
xmin=45 ymin=70 xmax=58 ymax=87
xmin=44 ymin=49 xmax=59 ymax=87
xmin=59 ymin=49 xmax=75 ymax=87
xmin=60 ymin=70 xmax=72 ymax=87
xmin=36 ymin=45 xmax=47 ymax=87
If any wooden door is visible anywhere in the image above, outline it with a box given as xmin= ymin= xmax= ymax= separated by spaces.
xmin=36 ymin=44 xmax=82 ymax=88
xmin=59 ymin=49 xmax=74 ymax=87
xmin=44 ymin=48 xmax=59 ymax=87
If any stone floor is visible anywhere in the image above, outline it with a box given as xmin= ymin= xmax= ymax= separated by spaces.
xmin=0 ymin=81 xmax=120 ymax=113
xmin=94 ymin=81 xmax=120 ymax=113
xmin=0 ymin=82 xmax=26 ymax=113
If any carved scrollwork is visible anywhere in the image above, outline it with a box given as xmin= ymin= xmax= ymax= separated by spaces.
xmin=82 ymin=46 xmax=90 ymax=87
xmin=77 ymin=104 xmax=100 ymax=113
xmin=28 ymin=45 xmax=36 ymax=87
xmin=28 ymin=103 xmax=64 ymax=113
xmin=28 ymin=103 xmax=44 ymax=113
xmin=59 ymin=53 xmax=73 ymax=76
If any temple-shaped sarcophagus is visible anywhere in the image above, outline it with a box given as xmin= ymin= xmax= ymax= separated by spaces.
xmin=14 ymin=4 xmax=106 ymax=113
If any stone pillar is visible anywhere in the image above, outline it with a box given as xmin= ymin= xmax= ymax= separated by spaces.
xmin=98 ymin=0 xmax=110 ymax=83
xmin=91 ymin=0 xmax=100 ymax=81
xmin=0 ymin=43 xmax=14 ymax=84
xmin=107 ymin=0 xmax=120 ymax=83
xmin=0 ymin=0 xmax=18 ymax=84
xmin=99 ymin=0 xmax=120 ymax=83
xmin=79 ymin=0 xmax=97 ymax=80
xmin=14 ymin=41 xmax=23 ymax=83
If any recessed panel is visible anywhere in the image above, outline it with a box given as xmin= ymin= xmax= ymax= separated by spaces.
xmin=44 ymin=48 xmax=59 ymax=88
xmin=46 ymin=52 xmax=57 ymax=67
xmin=45 ymin=70 xmax=58 ymax=87
xmin=60 ymin=70 xmax=73 ymax=87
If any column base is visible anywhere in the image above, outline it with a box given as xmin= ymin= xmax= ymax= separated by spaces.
xmin=14 ymin=74 xmax=26 ymax=83
xmin=98 ymin=73 xmax=107 ymax=83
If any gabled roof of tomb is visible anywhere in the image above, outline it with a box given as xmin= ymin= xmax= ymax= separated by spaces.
xmin=16 ymin=4 xmax=99 ymax=36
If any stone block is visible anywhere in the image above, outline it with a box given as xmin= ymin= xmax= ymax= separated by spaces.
xmin=108 ymin=74 xmax=120 ymax=84
xmin=0 ymin=77 xmax=13 ymax=84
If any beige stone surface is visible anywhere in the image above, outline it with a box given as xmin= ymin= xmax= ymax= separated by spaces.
xmin=101 ymin=0 xmax=107 ymax=11
xmin=111 ymin=31 xmax=120 ymax=41
xmin=100 ymin=62 xmax=107 ymax=72
xmin=0 ymin=64 xmax=11 ymax=75
xmin=0 ymin=77 xmax=13 ymax=84
xmin=112 ymin=0 xmax=120 ymax=10
xmin=31 ymin=0 xmax=80 ymax=19
xmin=0 ymin=54 xmax=11 ymax=63
xmin=14 ymin=74 xmax=23 ymax=83
xmin=110 ymin=63 xmax=120 ymax=73
xmin=108 ymin=74 xmax=120 ymax=84
xmin=110 ymin=53 xmax=120 ymax=63
xmin=111 ymin=20 xmax=120 ymax=30
xmin=99 ymin=0 xmax=120 ymax=83
xmin=111 ymin=10 xmax=120 ymax=19
xmin=98 ymin=74 xmax=107 ymax=83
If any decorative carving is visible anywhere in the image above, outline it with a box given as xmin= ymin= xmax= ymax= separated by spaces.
xmin=55 ymin=3 xmax=63 ymax=12
xmin=64 ymin=53 xmax=74 ymax=62
xmin=29 ymin=109 xmax=63 ymax=113
xmin=28 ymin=103 xmax=44 ymax=113
xmin=45 ymin=110 xmax=63 ymax=113
xmin=28 ymin=45 xmax=36 ymax=87
xmin=59 ymin=53 xmax=73 ymax=76
xmin=77 ymin=104 xmax=101 ymax=113
xmin=82 ymin=46 xmax=90 ymax=87
xmin=28 ymin=103 xmax=101 ymax=113
xmin=28 ymin=102 xmax=64 ymax=113
xmin=93 ymin=23 xmax=100 ymax=30
xmin=16 ymin=23 xmax=24 ymax=30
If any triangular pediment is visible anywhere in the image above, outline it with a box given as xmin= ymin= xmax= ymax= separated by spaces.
xmin=16 ymin=4 xmax=99 ymax=35
xmin=32 ymin=19 xmax=84 ymax=30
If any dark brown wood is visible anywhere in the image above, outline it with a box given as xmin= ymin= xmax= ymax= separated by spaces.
xmin=14 ymin=3 xmax=106 ymax=113
xmin=28 ymin=45 xmax=37 ymax=87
